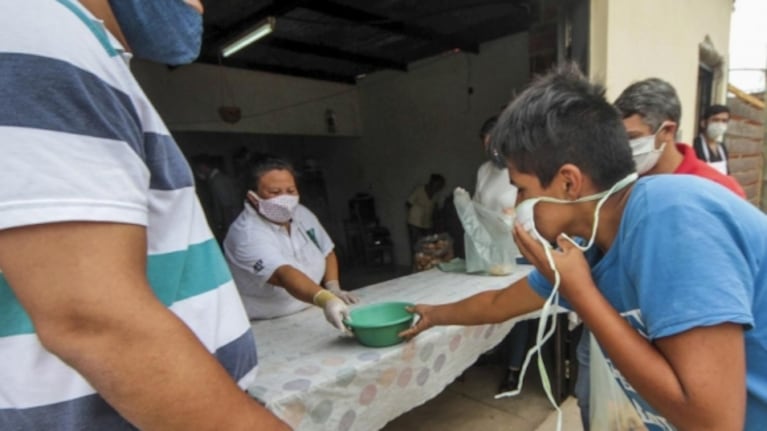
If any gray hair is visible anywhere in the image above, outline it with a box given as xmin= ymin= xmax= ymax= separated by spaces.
xmin=613 ymin=78 xmax=682 ymax=132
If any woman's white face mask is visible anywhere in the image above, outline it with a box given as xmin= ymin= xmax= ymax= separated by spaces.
xmin=248 ymin=191 xmax=299 ymax=223
xmin=629 ymin=122 xmax=669 ymax=174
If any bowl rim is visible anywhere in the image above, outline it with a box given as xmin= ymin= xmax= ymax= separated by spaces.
xmin=344 ymin=301 xmax=414 ymax=329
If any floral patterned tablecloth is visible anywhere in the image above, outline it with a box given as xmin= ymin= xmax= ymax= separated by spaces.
xmin=248 ymin=265 xmax=538 ymax=431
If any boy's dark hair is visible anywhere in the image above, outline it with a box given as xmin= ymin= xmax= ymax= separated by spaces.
xmin=490 ymin=63 xmax=634 ymax=190
xmin=702 ymin=104 xmax=730 ymax=120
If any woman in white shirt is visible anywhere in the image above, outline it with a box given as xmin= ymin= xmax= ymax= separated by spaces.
xmin=223 ymin=156 xmax=358 ymax=331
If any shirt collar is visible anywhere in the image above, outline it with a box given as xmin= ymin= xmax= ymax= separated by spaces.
xmin=674 ymin=143 xmax=698 ymax=174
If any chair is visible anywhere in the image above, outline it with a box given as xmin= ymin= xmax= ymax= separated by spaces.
xmin=344 ymin=193 xmax=394 ymax=266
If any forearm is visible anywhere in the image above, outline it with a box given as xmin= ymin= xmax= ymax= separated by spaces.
xmin=433 ymin=278 xmax=544 ymax=326
xmin=323 ymin=251 xmax=339 ymax=285
xmin=270 ymin=265 xmax=324 ymax=304
xmin=39 ymin=297 xmax=289 ymax=431
xmin=568 ymin=281 xmax=744 ymax=430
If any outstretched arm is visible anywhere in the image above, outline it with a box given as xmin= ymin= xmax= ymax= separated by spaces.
xmin=400 ymin=276 xmax=545 ymax=339
xmin=0 ymin=222 xmax=289 ymax=431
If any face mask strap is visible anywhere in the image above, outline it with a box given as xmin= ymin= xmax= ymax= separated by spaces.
xmin=498 ymin=172 xmax=639 ymax=431
xmin=496 ymin=242 xmax=563 ymax=428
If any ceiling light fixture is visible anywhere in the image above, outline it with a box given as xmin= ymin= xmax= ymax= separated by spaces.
xmin=221 ymin=17 xmax=276 ymax=58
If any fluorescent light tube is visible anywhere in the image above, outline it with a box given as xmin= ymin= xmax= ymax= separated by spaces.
xmin=221 ymin=17 xmax=275 ymax=58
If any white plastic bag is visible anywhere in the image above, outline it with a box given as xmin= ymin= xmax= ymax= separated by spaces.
xmin=453 ymin=188 xmax=518 ymax=275
xmin=589 ymin=335 xmax=649 ymax=430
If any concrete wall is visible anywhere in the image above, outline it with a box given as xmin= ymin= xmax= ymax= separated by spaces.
xmin=134 ymin=33 xmax=530 ymax=267
xmin=589 ymin=0 xmax=732 ymax=143
xmin=344 ymin=33 xmax=530 ymax=265
xmin=131 ymin=61 xmax=361 ymax=136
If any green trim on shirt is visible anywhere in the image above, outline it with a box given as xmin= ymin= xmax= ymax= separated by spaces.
xmin=0 ymin=239 xmax=232 ymax=337
xmin=56 ymin=0 xmax=120 ymax=57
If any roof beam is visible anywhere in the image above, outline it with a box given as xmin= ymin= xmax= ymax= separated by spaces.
xmin=198 ymin=56 xmax=357 ymax=85
xmin=267 ymin=37 xmax=407 ymax=71
xmin=301 ymin=0 xmax=479 ymax=54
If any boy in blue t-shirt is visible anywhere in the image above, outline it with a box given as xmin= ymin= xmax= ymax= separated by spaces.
xmin=402 ymin=65 xmax=766 ymax=430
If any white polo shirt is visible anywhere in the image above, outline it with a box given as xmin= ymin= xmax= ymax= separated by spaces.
xmin=224 ymin=203 xmax=334 ymax=319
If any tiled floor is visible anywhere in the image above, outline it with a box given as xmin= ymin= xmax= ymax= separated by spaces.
xmin=382 ymin=361 xmax=583 ymax=431
xmin=340 ymin=264 xmax=584 ymax=431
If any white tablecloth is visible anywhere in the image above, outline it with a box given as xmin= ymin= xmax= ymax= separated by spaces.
xmin=248 ymin=265 xmax=536 ymax=431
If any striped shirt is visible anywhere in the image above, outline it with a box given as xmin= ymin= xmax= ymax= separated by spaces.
xmin=0 ymin=1 xmax=258 ymax=429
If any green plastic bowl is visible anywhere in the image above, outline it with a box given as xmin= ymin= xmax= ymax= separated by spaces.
xmin=344 ymin=302 xmax=415 ymax=347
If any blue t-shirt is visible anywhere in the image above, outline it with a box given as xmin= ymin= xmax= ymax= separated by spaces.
xmin=528 ymin=174 xmax=767 ymax=430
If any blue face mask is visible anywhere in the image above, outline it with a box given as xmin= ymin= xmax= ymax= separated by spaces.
xmin=108 ymin=0 xmax=203 ymax=65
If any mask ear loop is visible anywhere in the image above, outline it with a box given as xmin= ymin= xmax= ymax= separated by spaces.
xmin=496 ymin=243 xmax=562 ymax=429
xmin=496 ymin=172 xmax=638 ymax=431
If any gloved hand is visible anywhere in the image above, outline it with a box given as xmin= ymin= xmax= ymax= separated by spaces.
xmin=313 ymin=290 xmax=351 ymax=333
xmin=323 ymin=280 xmax=360 ymax=305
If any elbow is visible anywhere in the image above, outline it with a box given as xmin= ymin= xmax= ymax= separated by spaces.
xmin=34 ymin=309 xmax=107 ymax=362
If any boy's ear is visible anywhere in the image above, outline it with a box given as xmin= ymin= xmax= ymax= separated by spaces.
xmin=558 ymin=163 xmax=585 ymax=200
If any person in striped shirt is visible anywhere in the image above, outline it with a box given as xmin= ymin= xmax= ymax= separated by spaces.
xmin=0 ymin=1 xmax=287 ymax=429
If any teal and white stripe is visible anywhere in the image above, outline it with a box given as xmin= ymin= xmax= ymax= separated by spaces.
xmin=0 ymin=1 xmax=257 ymax=426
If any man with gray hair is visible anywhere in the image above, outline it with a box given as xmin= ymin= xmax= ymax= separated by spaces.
xmin=614 ymin=78 xmax=744 ymax=194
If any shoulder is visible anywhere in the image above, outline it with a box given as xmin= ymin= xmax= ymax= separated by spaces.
xmin=629 ymin=175 xmax=744 ymax=223
xmin=226 ymin=209 xmax=268 ymax=242
xmin=294 ymin=204 xmax=320 ymax=224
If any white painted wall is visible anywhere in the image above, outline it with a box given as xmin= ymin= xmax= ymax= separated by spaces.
xmin=590 ymin=0 xmax=732 ymax=143
xmin=131 ymin=61 xmax=362 ymax=136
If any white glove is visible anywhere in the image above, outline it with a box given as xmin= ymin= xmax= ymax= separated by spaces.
xmin=324 ymin=280 xmax=360 ymax=304
xmin=324 ymin=297 xmax=351 ymax=333
xmin=313 ymin=290 xmax=351 ymax=333
xmin=453 ymin=186 xmax=471 ymax=204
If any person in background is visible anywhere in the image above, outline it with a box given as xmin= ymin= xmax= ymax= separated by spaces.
xmin=224 ymin=156 xmax=359 ymax=331
xmin=406 ymin=173 xmax=446 ymax=255
xmin=693 ymin=104 xmax=732 ymax=174
xmin=402 ymin=65 xmax=766 ymax=430
xmin=0 ymin=0 xmax=287 ymax=429
xmin=473 ymin=115 xmax=529 ymax=393
xmin=192 ymin=154 xmax=242 ymax=243
xmin=616 ymin=81 xmax=744 ymax=195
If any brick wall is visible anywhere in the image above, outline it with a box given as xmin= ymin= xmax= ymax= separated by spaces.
xmin=726 ymin=97 xmax=764 ymax=208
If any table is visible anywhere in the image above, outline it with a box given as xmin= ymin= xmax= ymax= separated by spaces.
xmin=248 ymin=265 xmax=551 ymax=431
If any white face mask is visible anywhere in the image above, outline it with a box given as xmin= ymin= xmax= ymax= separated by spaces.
xmin=629 ymin=123 xmax=668 ymax=174
xmin=515 ymin=172 xmax=638 ymax=252
xmin=706 ymin=122 xmax=727 ymax=142
xmin=249 ymin=192 xmax=299 ymax=223
xmin=495 ymin=172 xmax=639 ymax=428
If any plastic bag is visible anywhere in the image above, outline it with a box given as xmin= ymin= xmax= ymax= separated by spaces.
xmin=589 ymin=335 xmax=649 ymax=430
xmin=453 ymin=188 xmax=517 ymax=275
